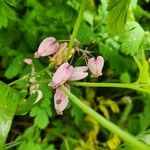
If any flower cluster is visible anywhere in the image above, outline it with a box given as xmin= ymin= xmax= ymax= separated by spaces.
xmin=28 ymin=37 xmax=104 ymax=115
xmin=50 ymin=63 xmax=88 ymax=115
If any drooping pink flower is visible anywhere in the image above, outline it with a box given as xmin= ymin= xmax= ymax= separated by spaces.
xmin=34 ymin=37 xmax=59 ymax=58
xmin=88 ymin=56 xmax=104 ymax=77
xmin=24 ymin=58 xmax=32 ymax=65
xmin=51 ymin=63 xmax=73 ymax=89
xmin=54 ymin=85 xmax=70 ymax=115
xmin=69 ymin=66 xmax=88 ymax=81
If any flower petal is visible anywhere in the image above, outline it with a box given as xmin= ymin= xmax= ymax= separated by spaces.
xmin=54 ymin=85 xmax=70 ymax=115
xmin=34 ymin=37 xmax=59 ymax=58
xmin=69 ymin=66 xmax=88 ymax=81
xmin=51 ymin=63 xmax=73 ymax=89
xmin=88 ymin=56 xmax=104 ymax=77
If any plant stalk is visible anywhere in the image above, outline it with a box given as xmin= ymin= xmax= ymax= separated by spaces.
xmin=62 ymin=85 xmax=150 ymax=150
xmin=65 ymin=0 xmax=86 ymax=61
xmin=70 ymin=82 xmax=150 ymax=94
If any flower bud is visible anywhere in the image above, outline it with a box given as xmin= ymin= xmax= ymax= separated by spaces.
xmin=69 ymin=66 xmax=88 ymax=81
xmin=51 ymin=63 xmax=73 ymax=89
xmin=88 ymin=56 xmax=104 ymax=77
xmin=54 ymin=85 xmax=70 ymax=115
xmin=34 ymin=37 xmax=59 ymax=58
xmin=50 ymin=42 xmax=75 ymax=66
xmin=24 ymin=58 xmax=32 ymax=65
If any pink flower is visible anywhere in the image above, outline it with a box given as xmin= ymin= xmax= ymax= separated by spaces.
xmin=34 ymin=37 xmax=59 ymax=58
xmin=54 ymin=85 xmax=70 ymax=115
xmin=51 ymin=63 xmax=73 ymax=89
xmin=69 ymin=66 xmax=88 ymax=81
xmin=24 ymin=58 xmax=32 ymax=65
xmin=88 ymin=56 xmax=104 ymax=77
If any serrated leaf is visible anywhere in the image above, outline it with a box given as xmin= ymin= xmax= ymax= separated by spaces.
xmin=30 ymin=106 xmax=39 ymax=117
xmin=34 ymin=108 xmax=49 ymax=129
xmin=47 ymin=3 xmax=77 ymax=23
xmin=121 ymin=22 xmax=144 ymax=55
xmin=106 ymin=0 xmax=131 ymax=35
xmin=5 ymin=55 xmax=24 ymax=79
xmin=0 ymin=81 xmax=19 ymax=149
xmin=77 ymin=22 xmax=96 ymax=44
xmin=39 ymin=84 xmax=53 ymax=117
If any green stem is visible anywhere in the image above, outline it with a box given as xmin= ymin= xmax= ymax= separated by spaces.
xmin=8 ymin=67 xmax=50 ymax=86
xmin=8 ymin=74 xmax=30 ymax=86
xmin=4 ymin=141 xmax=22 ymax=149
xmin=119 ymin=99 xmax=133 ymax=125
xmin=62 ymin=86 xmax=150 ymax=150
xmin=65 ymin=0 xmax=86 ymax=61
xmin=69 ymin=82 xmax=150 ymax=94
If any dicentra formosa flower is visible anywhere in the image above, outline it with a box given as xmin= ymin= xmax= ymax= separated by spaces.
xmin=88 ymin=56 xmax=104 ymax=77
xmin=51 ymin=63 xmax=73 ymax=89
xmin=34 ymin=37 xmax=59 ymax=58
xmin=54 ymin=85 xmax=70 ymax=115
xmin=51 ymin=63 xmax=89 ymax=89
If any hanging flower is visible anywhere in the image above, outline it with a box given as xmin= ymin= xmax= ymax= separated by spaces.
xmin=54 ymin=85 xmax=70 ymax=115
xmin=34 ymin=37 xmax=59 ymax=58
xmin=88 ymin=56 xmax=104 ymax=77
xmin=51 ymin=63 xmax=73 ymax=89
xmin=69 ymin=66 xmax=88 ymax=81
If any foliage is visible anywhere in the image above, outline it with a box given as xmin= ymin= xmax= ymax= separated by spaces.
xmin=0 ymin=0 xmax=150 ymax=150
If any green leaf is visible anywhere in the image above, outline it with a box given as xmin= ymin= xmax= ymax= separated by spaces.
xmin=139 ymin=133 xmax=150 ymax=146
xmin=5 ymin=0 xmax=18 ymax=6
xmin=18 ymin=141 xmax=41 ymax=150
xmin=16 ymin=93 xmax=38 ymax=115
xmin=0 ymin=0 xmax=16 ymax=28
xmin=121 ymin=22 xmax=144 ymax=55
xmin=106 ymin=0 xmax=131 ymax=35
xmin=140 ymin=97 xmax=150 ymax=131
xmin=71 ymin=104 xmax=84 ymax=125
xmin=77 ymin=22 xmax=96 ymax=44
xmin=5 ymin=55 xmax=24 ymax=79
xmin=46 ymin=144 xmax=55 ymax=150
xmin=30 ymin=84 xmax=53 ymax=129
xmin=120 ymin=72 xmax=131 ymax=83
xmin=1 ymin=0 xmax=16 ymax=20
xmin=0 ymin=5 xmax=8 ymax=28
xmin=34 ymin=108 xmax=49 ymax=129
xmin=0 ymin=81 xmax=19 ymax=149
xmin=47 ymin=2 xmax=77 ymax=23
